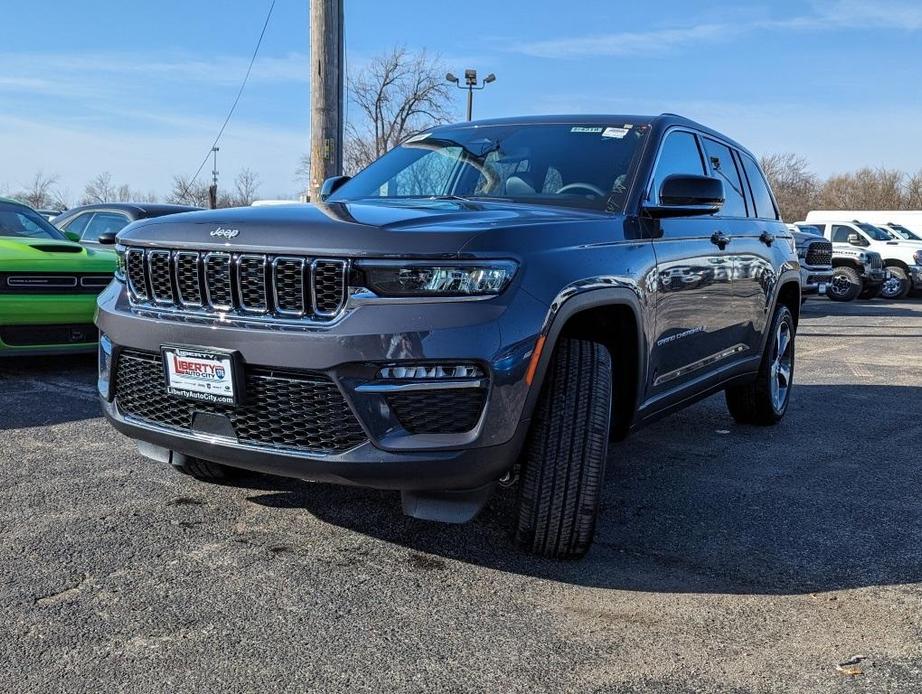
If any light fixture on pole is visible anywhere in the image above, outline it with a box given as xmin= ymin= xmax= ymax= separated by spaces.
xmin=446 ymin=69 xmax=496 ymax=121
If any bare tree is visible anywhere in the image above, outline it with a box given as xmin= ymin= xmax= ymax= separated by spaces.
xmin=166 ymin=176 xmax=212 ymax=207
xmin=817 ymin=167 xmax=905 ymax=211
xmin=232 ymin=168 xmax=261 ymax=206
xmin=13 ymin=171 xmax=67 ymax=210
xmin=345 ymin=46 xmax=454 ymax=173
xmin=81 ymin=172 xmax=116 ymax=204
xmin=760 ymin=153 xmax=819 ymax=222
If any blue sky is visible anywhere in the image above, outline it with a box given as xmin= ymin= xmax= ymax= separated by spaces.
xmin=2 ymin=0 xmax=921 ymax=202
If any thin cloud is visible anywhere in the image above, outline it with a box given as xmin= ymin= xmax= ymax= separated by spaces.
xmin=510 ymin=1 xmax=922 ymax=59
xmin=512 ymin=24 xmax=727 ymax=59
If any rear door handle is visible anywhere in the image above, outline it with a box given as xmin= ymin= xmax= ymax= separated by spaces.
xmin=760 ymin=231 xmax=775 ymax=246
xmin=710 ymin=231 xmax=731 ymax=250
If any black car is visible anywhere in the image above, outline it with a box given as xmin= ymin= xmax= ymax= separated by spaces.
xmin=53 ymin=203 xmax=201 ymax=246
xmin=96 ymin=114 xmax=800 ymax=558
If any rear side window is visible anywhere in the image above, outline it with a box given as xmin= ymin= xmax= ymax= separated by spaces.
xmin=81 ymin=212 xmax=131 ymax=242
xmin=740 ymin=155 xmax=778 ymax=220
xmin=701 ymin=138 xmax=747 ymax=217
xmin=62 ymin=212 xmax=92 ymax=235
xmin=650 ymin=131 xmax=705 ymax=203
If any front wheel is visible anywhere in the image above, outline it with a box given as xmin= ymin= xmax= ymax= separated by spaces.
xmin=725 ymin=305 xmax=795 ymax=426
xmin=171 ymin=456 xmax=239 ymax=483
xmin=515 ymin=338 xmax=612 ymax=559
xmin=881 ymin=267 xmax=910 ymax=300
xmin=827 ymin=266 xmax=862 ymax=302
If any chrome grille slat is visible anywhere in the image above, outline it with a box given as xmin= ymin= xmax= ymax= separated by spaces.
xmin=174 ymin=251 xmax=203 ymax=307
xmin=272 ymin=257 xmax=307 ymax=316
xmin=236 ymin=254 xmax=269 ymax=313
xmin=124 ymin=247 xmax=347 ymax=322
xmin=312 ymin=259 xmax=348 ymax=316
xmin=204 ymin=252 xmax=234 ymax=311
xmin=147 ymin=250 xmax=174 ymax=304
xmin=125 ymin=249 xmax=148 ymax=300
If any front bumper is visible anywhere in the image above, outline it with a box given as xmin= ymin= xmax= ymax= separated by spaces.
xmin=800 ymin=268 xmax=833 ymax=295
xmin=96 ymin=281 xmax=547 ymax=491
xmin=0 ymin=294 xmax=99 ymax=354
xmin=863 ymin=267 xmax=887 ymax=285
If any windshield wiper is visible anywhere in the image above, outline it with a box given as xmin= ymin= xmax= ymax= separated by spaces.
xmin=428 ymin=194 xmax=473 ymax=202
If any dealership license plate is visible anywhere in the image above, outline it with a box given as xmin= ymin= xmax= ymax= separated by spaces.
xmin=819 ymin=282 xmax=827 ymax=295
xmin=162 ymin=347 xmax=238 ymax=406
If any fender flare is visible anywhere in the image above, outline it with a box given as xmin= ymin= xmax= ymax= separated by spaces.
xmin=520 ymin=286 xmax=647 ymax=424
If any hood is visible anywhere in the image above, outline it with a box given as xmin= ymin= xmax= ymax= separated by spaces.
xmin=0 ymin=235 xmax=116 ymax=271
xmin=118 ymin=199 xmax=610 ymax=257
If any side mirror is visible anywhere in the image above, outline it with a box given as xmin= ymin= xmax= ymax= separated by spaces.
xmin=63 ymin=230 xmax=81 ymax=243
xmin=319 ymin=175 xmax=351 ymax=202
xmin=643 ymin=174 xmax=724 ymax=219
xmin=847 ymin=232 xmax=865 ymax=246
xmin=96 ymin=232 xmax=117 ymax=246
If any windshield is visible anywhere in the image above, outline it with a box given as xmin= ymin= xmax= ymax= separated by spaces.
xmin=0 ymin=202 xmax=68 ymax=241
xmin=858 ymin=223 xmax=894 ymax=241
xmin=888 ymin=224 xmax=921 ymax=240
xmin=329 ymin=122 xmax=650 ymax=212
xmin=796 ymin=224 xmax=823 ymax=236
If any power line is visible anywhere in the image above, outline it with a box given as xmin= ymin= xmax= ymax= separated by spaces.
xmin=179 ymin=0 xmax=277 ymax=200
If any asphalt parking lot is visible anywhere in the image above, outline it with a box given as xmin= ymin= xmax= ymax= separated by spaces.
xmin=1 ymin=299 xmax=920 ymax=693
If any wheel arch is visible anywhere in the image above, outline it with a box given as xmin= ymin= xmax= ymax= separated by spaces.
xmin=523 ymin=288 xmax=646 ymax=439
xmin=883 ymin=258 xmax=909 ymax=271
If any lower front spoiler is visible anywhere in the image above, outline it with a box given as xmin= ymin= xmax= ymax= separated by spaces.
xmin=102 ymin=398 xmax=526 ymax=494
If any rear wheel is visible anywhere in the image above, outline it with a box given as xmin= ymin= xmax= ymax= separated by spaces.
xmin=725 ymin=305 xmax=795 ymax=426
xmin=515 ymin=338 xmax=612 ymax=559
xmin=827 ymin=266 xmax=862 ymax=302
xmin=881 ymin=267 xmax=910 ymax=300
xmin=171 ymin=456 xmax=239 ymax=482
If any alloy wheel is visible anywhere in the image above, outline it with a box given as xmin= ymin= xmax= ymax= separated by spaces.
xmin=769 ymin=320 xmax=793 ymax=412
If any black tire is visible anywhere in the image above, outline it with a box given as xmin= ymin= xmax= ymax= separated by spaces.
xmin=515 ymin=338 xmax=612 ymax=559
xmin=859 ymin=283 xmax=882 ymax=300
xmin=881 ymin=266 xmax=911 ymax=300
xmin=725 ymin=305 xmax=795 ymax=426
xmin=827 ymin=266 xmax=862 ymax=302
xmin=172 ymin=456 xmax=238 ymax=482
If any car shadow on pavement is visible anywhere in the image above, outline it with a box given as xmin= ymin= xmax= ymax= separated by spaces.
xmin=245 ymin=383 xmax=922 ymax=595
xmin=0 ymin=354 xmax=101 ymax=429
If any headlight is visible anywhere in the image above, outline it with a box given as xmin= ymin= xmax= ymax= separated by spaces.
xmin=357 ymin=260 xmax=517 ymax=297
xmin=914 ymin=250 xmax=922 ymax=265
xmin=858 ymin=252 xmax=868 ymax=263
xmin=114 ymin=244 xmax=126 ymax=282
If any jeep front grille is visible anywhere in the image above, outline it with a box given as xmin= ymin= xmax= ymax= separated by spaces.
xmin=868 ymin=253 xmax=883 ymax=270
xmin=114 ymin=349 xmax=367 ymax=454
xmin=805 ymin=241 xmax=832 ymax=267
xmin=124 ymin=247 xmax=348 ymax=321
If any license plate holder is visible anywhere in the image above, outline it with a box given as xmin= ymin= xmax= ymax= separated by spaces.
xmin=162 ymin=346 xmax=242 ymax=406
xmin=818 ymin=282 xmax=827 ymax=295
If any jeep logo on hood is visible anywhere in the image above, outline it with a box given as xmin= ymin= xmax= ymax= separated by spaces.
xmin=210 ymin=227 xmax=240 ymax=239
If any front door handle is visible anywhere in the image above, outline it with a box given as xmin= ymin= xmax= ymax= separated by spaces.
xmin=760 ymin=231 xmax=775 ymax=246
xmin=710 ymin=231 xmax=731 ymax=250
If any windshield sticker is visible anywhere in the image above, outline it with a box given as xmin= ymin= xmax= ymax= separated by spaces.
xmin=602 ymin=126 xmax=631 ymax=139
xmin=570 ymin=127 xmax=603 ymax=133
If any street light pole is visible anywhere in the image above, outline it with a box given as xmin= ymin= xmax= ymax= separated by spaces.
xmin=446 ymin=69 xmax=496 ymax=121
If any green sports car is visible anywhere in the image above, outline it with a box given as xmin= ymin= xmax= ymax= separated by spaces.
xmin=0 ymin=197 xmax=116 ymax=355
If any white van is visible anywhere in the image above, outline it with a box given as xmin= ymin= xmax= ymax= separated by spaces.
xmin=805 ymin=210 xmax=922 ymax=235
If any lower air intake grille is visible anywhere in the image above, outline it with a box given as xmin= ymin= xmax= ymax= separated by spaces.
xmin=387 ymin=388 xmax=487 ymax=434
xmin=0 ymin=324 xmax=98 ymax=347
xmin=114 ymin=350 xmax=367 ymax=454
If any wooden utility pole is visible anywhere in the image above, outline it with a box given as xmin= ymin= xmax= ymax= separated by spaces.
xmin=309 ymin=0 xmax=344 ymax=201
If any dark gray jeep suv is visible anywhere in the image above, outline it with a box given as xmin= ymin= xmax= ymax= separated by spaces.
xmin=97 ymin=114 xmax=800 ymax=558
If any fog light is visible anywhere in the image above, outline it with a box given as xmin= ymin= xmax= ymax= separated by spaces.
xmin=377 ymin=364 xmax=484 ymax=380
xmin=98 ymin=334 xmax=113 ymax=400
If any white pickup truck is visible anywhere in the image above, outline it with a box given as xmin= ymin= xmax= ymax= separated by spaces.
xmin=804 ymin=219 xmax=922 ymax=299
